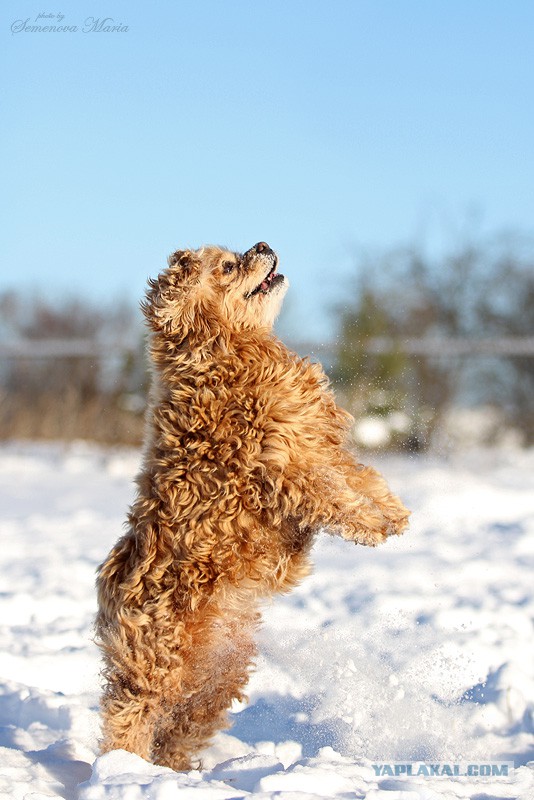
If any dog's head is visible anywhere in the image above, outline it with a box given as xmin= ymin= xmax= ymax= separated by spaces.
xmin=143 ymin=242 xmax=288 ymax=339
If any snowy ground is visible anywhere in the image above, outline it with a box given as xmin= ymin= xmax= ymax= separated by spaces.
xmin=0 ymin=441 xmax=533 ymax=799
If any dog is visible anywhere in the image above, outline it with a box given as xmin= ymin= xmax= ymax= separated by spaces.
xmin=96 ymin=241 xmax=409 ymax=770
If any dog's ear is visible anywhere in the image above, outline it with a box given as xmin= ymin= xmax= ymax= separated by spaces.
xmin=167 ymin=249 xmax=195 ymax=273
xmin=141 ymin=250 xmax=212 ymax=341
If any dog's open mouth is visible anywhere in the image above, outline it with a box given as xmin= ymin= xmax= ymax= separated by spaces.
xmin=246 ymin=266 xmax=285 ymax=298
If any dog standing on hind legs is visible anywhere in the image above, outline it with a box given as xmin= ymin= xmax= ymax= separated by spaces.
xmin=96 ymin=241 xmax=410 ymax=770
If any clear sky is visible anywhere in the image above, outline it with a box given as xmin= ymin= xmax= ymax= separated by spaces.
xmin=2 ymin=1 xmax=533 ymax=340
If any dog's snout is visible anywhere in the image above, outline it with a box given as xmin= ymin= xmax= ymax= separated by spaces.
xmin=243 ymin=242 xmax=276 ymax=269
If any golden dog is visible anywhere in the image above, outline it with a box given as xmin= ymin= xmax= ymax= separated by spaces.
xmin=96 ymin=242 xmax=409 ymax=770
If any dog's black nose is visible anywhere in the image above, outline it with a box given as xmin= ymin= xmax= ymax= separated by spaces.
xmin=254 ymin=242 xmax=272 ymax=255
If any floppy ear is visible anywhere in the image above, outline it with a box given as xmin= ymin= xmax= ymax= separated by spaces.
xmin=166 ymin=249 xmax=196 ymax=272
xmin=141 ymin=250 xmax=202 ymax=339
xmin=141 ymin=250 xmax=218 ymax=343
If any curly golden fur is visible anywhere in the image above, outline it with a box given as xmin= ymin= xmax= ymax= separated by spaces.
xmin=96 ymin=241 xmax=410 ymax=770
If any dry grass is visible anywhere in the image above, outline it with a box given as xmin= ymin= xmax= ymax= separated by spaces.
xmin=0 ymin=389 xmax=145 ymax=446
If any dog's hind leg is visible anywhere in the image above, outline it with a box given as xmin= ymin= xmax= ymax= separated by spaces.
xmin=99 ymin=678 xmax=161 ymax=761
xmin=97 ymin=622 xmax=184 ymax=762
xmin=152 ymin=603 xmax=258 ymax=771
xmin=152 ymin=691 xmax=232 ymax=771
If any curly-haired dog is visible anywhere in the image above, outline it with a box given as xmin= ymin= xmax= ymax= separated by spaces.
xmin=96 ymin=241 xmax=409 ymax=770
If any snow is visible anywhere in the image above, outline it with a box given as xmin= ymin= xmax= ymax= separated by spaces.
xmin=1 ymin=441 xmax=533 ymax=799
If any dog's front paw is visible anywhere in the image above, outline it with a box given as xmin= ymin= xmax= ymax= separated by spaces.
xmin=385 ymin=510 xmax=410 ymax=537
xmin=334 ymin=505 xmax=397 ymax=547
xmin=382 ymin=498 xmax=411 ymax=537
xmin=337 ymin=500 xmax=409 ymax=546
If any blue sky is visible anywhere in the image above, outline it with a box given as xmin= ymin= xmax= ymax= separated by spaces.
xmin=2 ymin=1 xmax=533 ymax=339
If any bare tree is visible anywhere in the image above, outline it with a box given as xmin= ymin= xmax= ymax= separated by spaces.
xmin=0 ymin=293 xmax=147 ymax=444
xmin=332 ymin=232 xmax=534 ymax=448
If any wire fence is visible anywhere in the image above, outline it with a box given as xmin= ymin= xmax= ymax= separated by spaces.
xmin=2 ymin=336 xmax=534 ymax=359
xmin=1 ymin=336 xmax=533 ymax=447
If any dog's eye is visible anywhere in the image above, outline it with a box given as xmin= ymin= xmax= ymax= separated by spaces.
xmin=222 ymin=261 xmax=235 ymax=274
